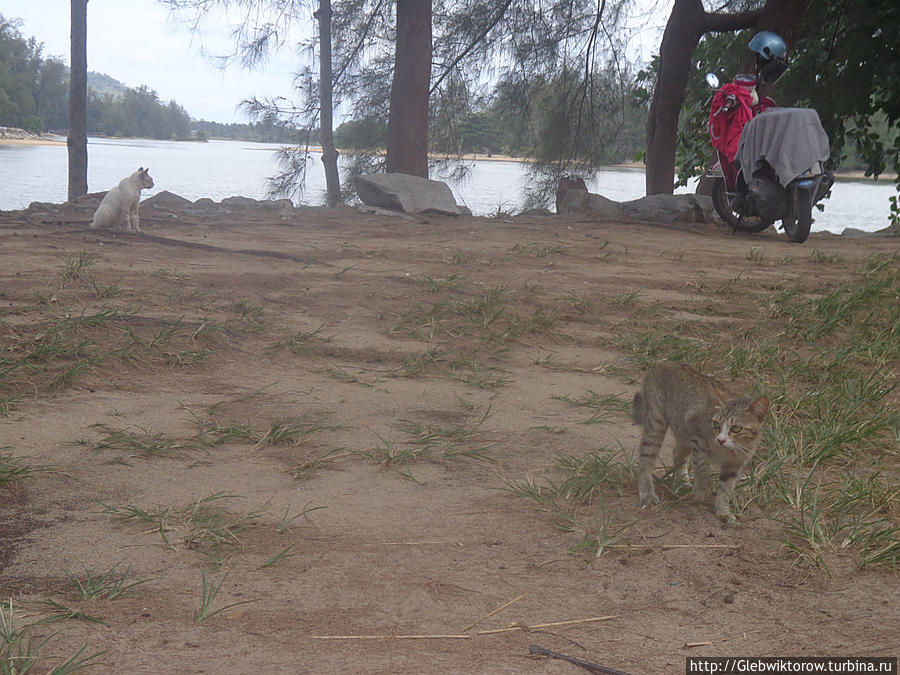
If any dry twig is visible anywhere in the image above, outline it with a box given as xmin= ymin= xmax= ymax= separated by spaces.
xmin=461 ymin=592 xmax=529 ymax=632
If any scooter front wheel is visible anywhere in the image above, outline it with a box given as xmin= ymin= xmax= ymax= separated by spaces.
xmin=711 ymin=179 xmax=772 ymax=233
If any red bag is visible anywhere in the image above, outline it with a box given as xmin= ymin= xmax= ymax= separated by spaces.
xmin=709 ymin=83 xmax=755 ymax=163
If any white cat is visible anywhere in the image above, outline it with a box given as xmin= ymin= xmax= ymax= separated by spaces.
xmin=90 ymin=167 xmax=154 ymax=232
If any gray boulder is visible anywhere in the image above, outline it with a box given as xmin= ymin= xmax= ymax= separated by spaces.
xmin=557 ymin=189 xmax=625 ymax=219
xmin=841 ymin=226 xmax=896 ymax=237
xmin=557 ymin=188 xmax=716 ymax=224
xmin=144 ymin=190 xmax=193 ymax=209
xmin=221 ymin=196 xmax=259 ymax=208
xmin=621 ymin=194 xmax=715 ymax=223
xmin=555 ymin=176 xmax=588 ymax=213
xmin=355 ymin=173 xmax=461 ymax=216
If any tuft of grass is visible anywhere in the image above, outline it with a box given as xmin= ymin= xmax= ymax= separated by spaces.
xmin=272 ymin=324 xmax=332 ymax=355
xmin=290 ymin=449 xmax=349 ymax=479
xmin=604 ymin=322 xmax=714 ymax=373
xmin=260 ymin=545 xmax=298 ymax=569
xmin=560 ymin=292 xmax=595 ymax=314
xmin=551 ymin=447 xmax=635 ymax=500
xmin=747 ymin=246 xmax=765 ymax=263
xmin=102 ymin=493 xmax=261 ymax=566
xmin=227 ymin=300 xmax=265 ymax=328
xmin=192 ymin=571 xmax=256 ymax=623
xmin=502 ymin=445 xmax=635 ymax=537
xmin=418 ymin=274 xmax=464 ymax=293
xmin=358 ymin=408 xmax=495 ymax=478
xmin=32 ymin=599 xmax=109 ymax=627
xmin=256 ymin=413 xmax=342 ymax=448
xmin=391 ymin=284 xmax=557 ymax=347
xmin=65 ymin=565 xmax=147 ymax=600
xmin=1 ymin=598 xmax=105 ymax=674
xmin=808 ymin=249 xmax=843 ymax=264
xmin=609 ymin=289 xmax=642 ymax=306
xmin=0 ymin=448 xmax=52 ymax=488
xmin=396 ymin=406 xmax=495 ymax=462
xmin=1 ymin=299 xmax=218 ymax=406
xmin=552 ymin=390 xmax=630 ymax=425
xmin=511 ymin=241 xmax=571 ymax=257
xmin=326 ymin=365 xmax=376 ymax=388
xmin=194 ymin=420 xmax=260 ymax=447
xmin=273 ymin=503 xmax=325 ymax=533
xmin=574 ymin=508 xmax=639 ymax=557
xmin=88 ymin=277 xmax=123 ymax=299
xmin=446 ymin=356 xmax=512 ymax=389
xmin=55 ymin=251 xmax=97 ymax=287
xmin=77 ymin=425 xmax=188 ymax=459
xmin=449 ymin=249 xmax=475 ymax=265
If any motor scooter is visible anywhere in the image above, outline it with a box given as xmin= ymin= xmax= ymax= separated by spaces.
xmin=705 ymin=72 xmax=833 ymax=243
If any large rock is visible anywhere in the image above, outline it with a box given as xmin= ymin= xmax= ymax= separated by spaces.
xmin=220 ymin=196 xmax=260 ymax=208
xmin=143 ymin=190 xmax=193 ymax=209
xmin=555 ymin=176 xmax=588 ymax=213
xmin=621 ymin=194 xmax=715 ymax=223
xmin=557 ymin=188 xmax=716 ymax=224
xmin=557 ymin=188 xmax=625 ymax=219
xmin=355 ymin=173 xmax=461 ymax=216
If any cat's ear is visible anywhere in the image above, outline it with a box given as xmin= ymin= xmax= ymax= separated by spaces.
xmin=749 ymin=396 xmax=769 ymax=421
xmin=138 ymin=167 xmax=144 ymax=172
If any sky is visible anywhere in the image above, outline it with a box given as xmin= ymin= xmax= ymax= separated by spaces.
xmin=3 ymin=0 xmax=315 ymax=123
xmin=3 ymin=1 xmax=669 ymax=126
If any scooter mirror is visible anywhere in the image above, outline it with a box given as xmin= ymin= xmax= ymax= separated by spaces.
xmin=705 ymin=73 xmax=720 ymax=89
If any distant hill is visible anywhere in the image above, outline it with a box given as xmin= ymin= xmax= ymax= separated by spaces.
xmin=87 ymin=71 xmax=128 ymax=98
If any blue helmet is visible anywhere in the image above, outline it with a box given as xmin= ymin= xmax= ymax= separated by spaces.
xmin=749 ymin=31 xmax=787 ymax=60
xmin=749 ymin=31 xmax=788 ymax=83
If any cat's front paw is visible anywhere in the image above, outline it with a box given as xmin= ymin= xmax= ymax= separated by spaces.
xmin=638 ymin=485 xmax=660 ymax=506
xmin=639 ymin=490 xmax=660 ymax=507
xmin=674 ymin=475 xmax=693 ymax=492
xmin=715 ymin=509 xmax=737 ymax=525
xmin=638 ymin=477 xmax=660 ymax=507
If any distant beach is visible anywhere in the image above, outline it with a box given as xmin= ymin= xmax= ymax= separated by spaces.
xmin=0 ymin=127 xmax=65 ymax=146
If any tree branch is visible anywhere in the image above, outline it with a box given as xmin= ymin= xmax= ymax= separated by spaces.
xmin=703 ymin=10 xmax=761 ymax=33
xmin=430 ymin=0 xmax=514 ymax=95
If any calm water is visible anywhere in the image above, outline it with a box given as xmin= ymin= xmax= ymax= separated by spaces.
xmin=0 ymin=136 xmax=895 ymax=234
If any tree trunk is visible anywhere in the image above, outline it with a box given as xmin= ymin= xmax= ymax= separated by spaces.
xmin=316 ymin=0 xmax=341 ymax=207
xmin=644 ymin=0 xmax=706 ymax=196
xmin=68 ymin=0 xmax=88 ymax=201
xmin=385 ymin=0 xmax=432 ymax=177
xmin=644 ymin=0 xmax=765 ymax=195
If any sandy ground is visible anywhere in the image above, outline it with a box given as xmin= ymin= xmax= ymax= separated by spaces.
xmin=0 ymin=204 xmax=897 ymax=674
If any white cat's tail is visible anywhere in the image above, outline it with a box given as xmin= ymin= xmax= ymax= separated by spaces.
xmin=90 ymin=206 xmax=108 ymax=229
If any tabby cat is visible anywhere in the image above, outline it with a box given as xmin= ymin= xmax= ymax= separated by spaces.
xmin=632 ymin=362 xmax=769 ymax=521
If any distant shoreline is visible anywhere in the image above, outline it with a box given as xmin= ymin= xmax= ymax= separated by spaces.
xmin=0 ymin=130 xmax=888 ymax=183
xmin=0 ymin=126 xmax=66 ymax=146
xmin=0 ymin=136 xmax=66 ymax=146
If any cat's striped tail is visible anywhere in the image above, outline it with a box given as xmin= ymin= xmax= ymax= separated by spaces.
xmin=632 ymin=392 xmax=645 ymax=426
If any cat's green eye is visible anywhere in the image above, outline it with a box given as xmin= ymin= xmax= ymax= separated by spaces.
xmin=731 ymin=425 xmax=743 ymax=433
xmin=711 ymin=420 xmax=720 ymax=429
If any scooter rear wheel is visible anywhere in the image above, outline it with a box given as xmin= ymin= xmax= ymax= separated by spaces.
xmin=783 ymin=189 xmax=814 ymax=243
xmin=711 ymin=179 xmax=772 ymax=233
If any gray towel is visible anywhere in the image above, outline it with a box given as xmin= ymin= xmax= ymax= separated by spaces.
xmin=738 ymin=107 xmax=830 ymax=187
